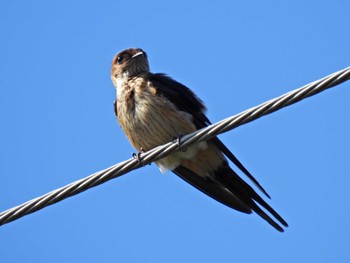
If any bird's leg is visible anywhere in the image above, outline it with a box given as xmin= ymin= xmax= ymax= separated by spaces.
xmin=172 ymin=133 xmax=186 ymax=152
xmin=132 ymin=148 xmax=144 ymax=166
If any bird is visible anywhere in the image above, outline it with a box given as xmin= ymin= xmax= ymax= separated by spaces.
xmin=110 ymin=48 xmax=288 ymax=232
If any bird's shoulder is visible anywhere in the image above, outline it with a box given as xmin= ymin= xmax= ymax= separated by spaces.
xmin=147 ymin=73 xmax=210 ymax=129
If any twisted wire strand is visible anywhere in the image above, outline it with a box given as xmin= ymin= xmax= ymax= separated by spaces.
xmin=1 ymin=66 xmax=349 ymax=226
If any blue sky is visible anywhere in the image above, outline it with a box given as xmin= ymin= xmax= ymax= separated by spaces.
xmin=1 ymin=1 xmax=350 ymax=262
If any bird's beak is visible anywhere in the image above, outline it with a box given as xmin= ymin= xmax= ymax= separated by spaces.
xmin=132 ymin=51 xmax=144 ymax=58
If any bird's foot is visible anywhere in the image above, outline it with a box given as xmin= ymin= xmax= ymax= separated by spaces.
xmin=132 ymin=148 xmax=144 ymax=166
xmin=172 ymin=133 xmax=186 ymax=152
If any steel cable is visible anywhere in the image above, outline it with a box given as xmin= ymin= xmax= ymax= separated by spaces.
xmin=1 ymin=66 xmax=349 ymax=226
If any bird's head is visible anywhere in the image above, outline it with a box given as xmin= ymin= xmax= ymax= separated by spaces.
xmin=110 ymin=48 xmax=149 ymax=84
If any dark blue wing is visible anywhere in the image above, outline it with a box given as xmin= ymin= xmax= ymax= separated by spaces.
xmin=148 ymin=73 xmax=270 ymax=198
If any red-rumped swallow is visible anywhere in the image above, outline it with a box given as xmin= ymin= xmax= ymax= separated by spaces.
xmin=110 ymin=48 xmax=288 ymax=232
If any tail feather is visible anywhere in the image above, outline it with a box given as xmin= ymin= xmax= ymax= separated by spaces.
xmin=212 ymin=137 xmax=271 ymax=199
xmin=173 ymin=166 xmax=251 ymax=214
xmin=173 ymin=162 xmax=287 ymax=232
xmin=214 ymin=163 xmax=288 ymax=231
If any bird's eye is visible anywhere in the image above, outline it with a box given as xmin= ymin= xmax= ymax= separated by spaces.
xmin=116 ymin=55 xmax=123 ymax=64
